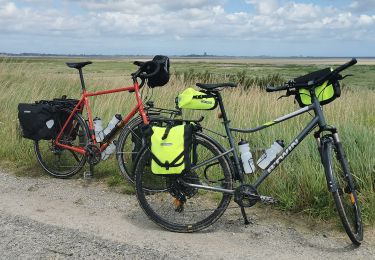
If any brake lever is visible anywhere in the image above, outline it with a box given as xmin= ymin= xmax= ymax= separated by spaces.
xmin=341 ymin=74 xmax=353 ymax=80
xmin=277 ymin=87 xmax=295 ymax=100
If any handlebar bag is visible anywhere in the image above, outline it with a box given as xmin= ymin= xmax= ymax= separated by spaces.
xmin=146 ymin=123 xmax=193 ymax=175
xmin=176 ymin=88 xmax=217 ymax=110
xmin=294 ymin=68 xmax=341 ymax=107
xmin=147 ymin=55 xmax=170 ymax=88
xmin=18 ymin=103 xmax=57 ymax=141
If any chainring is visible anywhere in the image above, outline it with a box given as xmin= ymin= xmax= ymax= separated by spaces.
xmin=86 ymin=144 xmax=101 ymax=165
xmin=234 ymin=184 xmax=260 ymax=208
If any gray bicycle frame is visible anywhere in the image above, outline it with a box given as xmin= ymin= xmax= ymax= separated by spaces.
xmin=185 ymin=90 xmax=331 ymax=194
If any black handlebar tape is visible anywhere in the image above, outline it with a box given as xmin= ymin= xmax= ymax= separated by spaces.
xmin=266 ymin=84 xmax=288 ymax=92
xmin=141 ymin=61 xmax=160 ymax=78
xmin=333 ymin=58 xmax=357 ymax=74
xmin=225 ymin=82 xmax=237 ymax=88
xmin=133 ymin=61 xmax=145 ymax=66
xmin=293 ymin=82 xmax=309 ymax=88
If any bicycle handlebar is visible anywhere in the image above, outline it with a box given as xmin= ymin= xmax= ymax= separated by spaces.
xmin=132 ymin=60 xmax=160 ymax=79
xmin=265 ymin=84 xmax=289 ymax=92
xmin=333 ymin=58 xmax=357 ymax=74
xmin=266 ymin=58 xmax=357 ymax=92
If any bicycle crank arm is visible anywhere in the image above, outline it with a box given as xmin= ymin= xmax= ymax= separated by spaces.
xmin=260 ymin=195 xmax=279 ymax=204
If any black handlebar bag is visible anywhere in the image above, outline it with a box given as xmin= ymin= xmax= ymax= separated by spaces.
xmin=147 ymin=55 xmax=170 ymax=88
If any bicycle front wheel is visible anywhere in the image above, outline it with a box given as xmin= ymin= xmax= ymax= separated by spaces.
xmin=116 ymin=115 xmax=170 ymax=184
xmin=322 ymin=136 xmax=363 ymax=245
xmin=135 ymin=134 xmax=233 ymax=232
xmin=34 ymin=110 xmax=89 ymax=178
xmin=116 ymin=116 xmax=145 ymax=184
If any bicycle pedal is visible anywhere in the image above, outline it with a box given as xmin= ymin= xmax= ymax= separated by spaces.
xmin=83 ymin=171 xmax=93 ymax=180
xmin=260 ymin=195 xmax=279 ymax=205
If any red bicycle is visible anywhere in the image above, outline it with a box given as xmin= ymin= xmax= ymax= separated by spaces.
xmin=34 ymin=56 xmax=172 ymax=178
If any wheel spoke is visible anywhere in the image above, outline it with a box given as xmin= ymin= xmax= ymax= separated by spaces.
xmin=34 ymin=110 xmax=88 ymax=178
xmin=135 ymin=134 xmax=232 ymax=232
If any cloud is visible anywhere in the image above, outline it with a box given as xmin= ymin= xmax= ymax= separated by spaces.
xmin=350 ymin=0 xmax=375 ymax=13
xmin=0 ymin=0 xmax=374 ymax=54
xmin=246 ymin=0 xmax=278 ymax=15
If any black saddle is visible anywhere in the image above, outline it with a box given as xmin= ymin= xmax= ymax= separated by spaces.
xmin=66 ymin=61 xmax=92 ymax=70
xmin=196 ymin=82 xmax=237 ymax=90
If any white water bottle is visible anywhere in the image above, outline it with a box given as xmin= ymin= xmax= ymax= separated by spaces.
xmin=103 ymin=114 xmax=122 ymax=137
xmin=257 ymin=140 xmax=285 ymax=169
xmin=101 ymin=141 xmax=116 ymax=160
xmin=238 ymin=140 xmax=255 ymax=174
xmin=93 ymin=117 xmax=105 ymax=142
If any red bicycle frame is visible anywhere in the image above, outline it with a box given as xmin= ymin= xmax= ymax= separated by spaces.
xmin=54 ymin=79 xmax=149 ymax=155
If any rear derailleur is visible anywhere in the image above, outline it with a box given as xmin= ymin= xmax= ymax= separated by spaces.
xmin=168 ymin=172 xmax=200 ymax=213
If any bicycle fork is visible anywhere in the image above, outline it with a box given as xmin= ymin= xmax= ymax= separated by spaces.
xmin=315 ymin=128 xmax=341 ymax=193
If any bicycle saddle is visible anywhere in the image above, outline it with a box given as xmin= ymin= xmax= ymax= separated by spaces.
xmin=66 ymin=61 xmax=92 ymax=69
xmin=196 ymin=82 xmax=237 ymax=90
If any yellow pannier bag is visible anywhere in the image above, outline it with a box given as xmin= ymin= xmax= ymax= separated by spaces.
xmin=177 ymin=88 xmax=217 ymax=110
xmin=150 ymin=124 xmax=193 ymax=174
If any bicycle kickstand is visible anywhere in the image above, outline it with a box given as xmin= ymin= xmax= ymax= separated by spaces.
xmin=240 ymin=206 xmax=251 ymax=225
xmin=84 ymin=163 xmax=94 ymax=180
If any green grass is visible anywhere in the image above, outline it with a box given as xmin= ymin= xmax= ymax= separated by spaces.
xmin=1 ymin=57 xmax=374 ymax=225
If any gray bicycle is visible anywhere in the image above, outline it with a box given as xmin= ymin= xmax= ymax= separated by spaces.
xmin=134 ymin=59 xmax=363 ymax=245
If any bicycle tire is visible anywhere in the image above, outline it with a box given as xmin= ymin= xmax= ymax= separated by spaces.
xmin=116 ymin=115 xmax=169 ymax=184
xmin=34 ymin=109 xmax=89 ymax=178
xmin=322 ymin=136 xmax=363 ymax=245
xmin=116 ymin=116 xmax=145 ymax=184
xmin=135 ymin=134 xmax=233 ymax=232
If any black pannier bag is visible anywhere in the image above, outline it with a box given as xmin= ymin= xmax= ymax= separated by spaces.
xmin=18 ymin=103 xmax=57 ymax=141
xmin=147 ymin=55 xmax=170 ymax=88
xmin=18 ymin=96 xmax=79 ymax=141
xmin=131 ymin=124 xmax=144 ymax=163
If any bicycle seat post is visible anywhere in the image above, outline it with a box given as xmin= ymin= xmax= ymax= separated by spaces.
xmin=78 ymin=68 xmax=86 ymax=92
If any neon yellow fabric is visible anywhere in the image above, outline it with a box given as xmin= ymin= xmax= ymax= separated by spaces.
xmin=298 ymin=81 xmax=334 ymax=106
xmin=177 ymin=88 xmax=216 ymax=110
xmin=151 ymin=125 xmax=185 ymax=174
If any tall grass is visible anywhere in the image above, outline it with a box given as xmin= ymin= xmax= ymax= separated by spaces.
xmin=1 ymin=58 xmax=374 ymax=224
xmin=174 ymin=69 xmax=285 ymax=90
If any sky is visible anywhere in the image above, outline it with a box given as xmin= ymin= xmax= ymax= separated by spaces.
xmin=0 ymin=0 xmax=374 ymax=56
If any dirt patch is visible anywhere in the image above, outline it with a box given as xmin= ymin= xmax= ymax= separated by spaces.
xmin=0 ymin=170 xmax=374 ymax=259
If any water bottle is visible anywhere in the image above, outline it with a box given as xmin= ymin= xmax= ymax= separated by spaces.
xmin=93 ymin=117 xmax=104 ymax=142
xmin=101 ymin=141 xmax=116 ymax=160
xmin=257 ymin=140 xmax=285 ymax=169
xmin=103 ymin=114 xmax=122 ymax=137
xmin=238 ymin=140 xmax=255 ymax=174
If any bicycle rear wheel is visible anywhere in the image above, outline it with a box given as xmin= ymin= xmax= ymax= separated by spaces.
xmin=34 ymin=110 xmax=89 ymax=178
xmin=135 ymin=134 xmax=233 ymax=232
xmin=322 ymin=136 xmax=363 ymax=245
